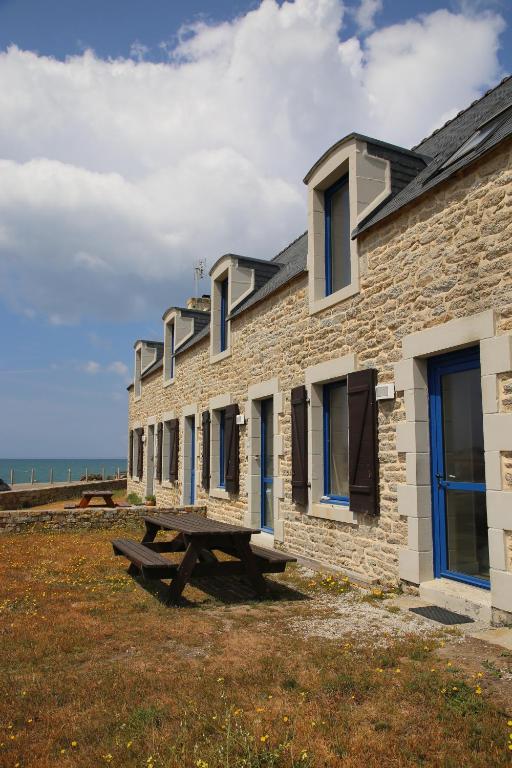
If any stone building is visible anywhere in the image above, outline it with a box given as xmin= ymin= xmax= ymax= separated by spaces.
xmin=128 ymin=76 xmax=512 ymax=624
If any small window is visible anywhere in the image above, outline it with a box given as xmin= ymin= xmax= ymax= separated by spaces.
xmin=323 ymin=380 xmax=349 ymax=504
xmin=440 ymin=108 xmax=510 ymax=170
xmin=218 ymin=409 xmax=226 ymax=488
xmin=325 ymin=176 xmax=351 ymax=296
xmin=220 ymin=278 xmax=228 ymax=352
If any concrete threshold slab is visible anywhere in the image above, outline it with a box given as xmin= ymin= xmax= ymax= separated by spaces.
xmin=419 ymin=578 xmax=491 ymax=623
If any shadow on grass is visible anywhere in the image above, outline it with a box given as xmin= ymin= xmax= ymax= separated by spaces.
xmin=126 ymin=567 xmax=309 ymax=608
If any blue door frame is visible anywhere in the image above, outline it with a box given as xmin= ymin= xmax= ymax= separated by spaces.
xmin=428 ymin=346 xmax=489 ymax=589
xmin=189 ymin=416 xmax=195 ymax=505
xmin=260 ymin=399 xmax=273 ymax=533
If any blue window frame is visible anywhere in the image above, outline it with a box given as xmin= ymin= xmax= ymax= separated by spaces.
xmin=428 ymin=346 xmax=489 ymax=589
xmin=169 ymin=321 xmax=175 ymax=379
xmin=220 ymin=278 xmax=228 ymax=352
xmin=324 ymin=175 xmax=351 ymax=296
xmin=218 ymin=410 xmax=226 ymax=488
xmin=322 ymin=380 xmax=349 ymax=505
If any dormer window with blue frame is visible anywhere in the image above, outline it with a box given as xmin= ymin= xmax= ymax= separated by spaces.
xmin=324 ymin=175 xmax=351 ymax=296
xmin=322 ymin=379 xmax=349 ymax=504
xmin=168 ymin=321 xmax=175 ymax=380
xmin=218 ymin=409 xmax=226 ymax=488
xmin=220 ymin=278 xmax=228 ymax=353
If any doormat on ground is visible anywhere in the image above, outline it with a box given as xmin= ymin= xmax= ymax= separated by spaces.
xmin=409 ymin=605 xmax=474 ymax=625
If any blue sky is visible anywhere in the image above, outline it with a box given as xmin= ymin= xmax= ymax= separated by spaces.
xmin=0 ymin=0 xmax=510 ymax=459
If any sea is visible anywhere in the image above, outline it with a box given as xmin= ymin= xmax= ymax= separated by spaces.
xmin=0 ymin=458 xmax=127 ymax=486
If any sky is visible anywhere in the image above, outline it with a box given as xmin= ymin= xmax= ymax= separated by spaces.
xmin=0 ymin=0 xmax=510 ymax=459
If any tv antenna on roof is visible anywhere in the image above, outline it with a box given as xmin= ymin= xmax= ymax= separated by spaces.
xmin=193 ymin=259 xmax=206 ymax=297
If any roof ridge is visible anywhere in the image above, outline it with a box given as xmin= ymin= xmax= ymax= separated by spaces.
xmin=271 ymin=230 xmax=307 ymax=262
xmin=412 ymin=73 xmax=512 ymax=151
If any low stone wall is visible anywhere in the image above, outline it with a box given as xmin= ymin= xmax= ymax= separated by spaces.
xmin=0 ymin=504 xmax=207 ymax=534
xmin=0 ymin=479 xmax=127 ymax=511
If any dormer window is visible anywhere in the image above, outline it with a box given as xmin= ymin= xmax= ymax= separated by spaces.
xmin=164 ymin=319 xmax=175 ymax=382
xmin=304 ymin=136 xmax=392 ymax=315
xmin=325 ymin=175 xmax=351 ymax=296
xmin=133 ymin=340 xmax=161 ymax=400
xmin=220 ymin=278 xmax=228 ymax=353
xmin=134 ymin=347 xmax=142 ymax=399
xmin=162 ymin=304 xmax=209 ymax=384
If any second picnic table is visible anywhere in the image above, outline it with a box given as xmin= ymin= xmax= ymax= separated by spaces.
xmin=112 ymin=511 xmax=296 ymax=603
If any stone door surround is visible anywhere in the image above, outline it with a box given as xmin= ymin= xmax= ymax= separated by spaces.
xmin=396 ymin=310 xmax=512 ymax=615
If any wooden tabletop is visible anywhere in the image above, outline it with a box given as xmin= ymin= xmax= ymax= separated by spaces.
xmin=143 ymin=511 xmax=260 ymax=537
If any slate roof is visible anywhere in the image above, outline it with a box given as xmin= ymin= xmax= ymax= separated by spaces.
xmin=354 ymin=75 xmax=512 ymax=236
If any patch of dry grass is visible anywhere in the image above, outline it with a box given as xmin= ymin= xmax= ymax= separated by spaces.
xmin=0 ymin=526 xmax=511 ymax=767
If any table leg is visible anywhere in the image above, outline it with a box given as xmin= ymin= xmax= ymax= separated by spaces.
xmin=233 ymin=538 xmax=268 ymax=597
xmin=167 ymin=541 xmax=199 ymax=604
xmin=142 ymin=522 xmax=159 ymax=543
xmin=78 ymin=497 xmax=89 ymax=508
xmin=105 ymin=496 xmax=116 ymax=508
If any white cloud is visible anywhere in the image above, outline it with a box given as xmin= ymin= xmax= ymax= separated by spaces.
xmin=353 ymin=0 xmax=383 ymax=33
xmin=82 ymin=360 xmax=101 ymax=374
xmin=108 ymin=361 xmax=129 ymax=377
xmin=0 ymin=0 xmax=505 ymax=323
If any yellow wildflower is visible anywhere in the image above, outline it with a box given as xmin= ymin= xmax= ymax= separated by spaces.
xmin=127 ymin=741 xmax=133 ymax=748
xmin=260 ymin=734 xmax=269 ymax=743
xmin=71 ymin=741 xmax=78 ymax=747
xmin=283 ymin=716 xmax=289 ymax=722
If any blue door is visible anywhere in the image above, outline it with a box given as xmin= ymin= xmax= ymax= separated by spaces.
xmin=260 ymin=399 xmax=274 ymax=532
xmin=428 ymin=347 xmax=489 ymax=588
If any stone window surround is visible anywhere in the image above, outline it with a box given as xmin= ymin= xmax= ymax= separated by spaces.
xmin=131 ymin=422 xmax=143 ymax=483
xmin=305 ymin=353 xmax=359 ymax=525
xmin=210 ymin=255 xmax=256 ymax=363
xmin=181 ymin=403 xmax=198 ymax=506
xmin=395 ymin=310 xmax=512 ymax=616
xmin=161 ymin=410 xmax=176 ymax=487
xmin=162 ymin=308 xmax=199 ymax=386
xmin=244 ymin=378 xmax=285 ymax=543
xmin=305 ymin=138 xmax=391 ymax=316
xmin=133 ymin=346 xmax=142 ymax=401
xmin=133 ymin=341 xmax=159 ymax=401
xmin=145 ymin=417 xmax=156 ymax=497
xmin=209 ymin=393 xmax=232 ymax=500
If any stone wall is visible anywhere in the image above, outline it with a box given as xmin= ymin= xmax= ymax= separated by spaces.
xmin=0 ymin=479 xmax=127 ymax=511
xmin=128 ymin=139 xmax=512 ymax=586
xmin=0 ymin=504 xmax=206 ymax=534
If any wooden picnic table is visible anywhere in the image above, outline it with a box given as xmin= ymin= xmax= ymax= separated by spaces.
xmin=112 ymin=511 xmax=296 ymax=604
xmin=75 ymin=491 xmax=117 ymax=508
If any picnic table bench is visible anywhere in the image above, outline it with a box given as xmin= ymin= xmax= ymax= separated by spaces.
xmin=112 ymin=511 xmax=296 ymax=604
xmin=65 ymin=491 xmax=117 ymax=509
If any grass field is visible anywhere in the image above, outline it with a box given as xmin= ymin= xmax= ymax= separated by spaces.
xmin=0 ymin=525 xmax=511 ymax=767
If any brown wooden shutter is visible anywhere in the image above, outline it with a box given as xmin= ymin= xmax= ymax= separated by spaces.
xmin=156 ymin=422 xmax=163 ymax=483
xmin=137 ymin=429 xmax=144 ymax=480
xmin=224 ymin=403 xmax=239 ymax=494
xmin=128 ymin=430 xmax=133 ymax=477
xmin=291 ymin=385 xmax=308 ymax=506
xmin=168 ymin=418 xmax=179 ymax=482
xmin=201 ymin=410 xmax=211 ymax=491
xmin=347 ymin=369 xmax=379 ymax=515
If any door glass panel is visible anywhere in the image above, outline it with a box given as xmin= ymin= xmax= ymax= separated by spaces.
xmin=445 ymin=490 xmax=489 ymax=580
xmin=330 ymin=182 xmax=351 ymax=292
xmin=329 ymin=382 xmax=349 ymax=497
xmin=263 ymin=401 xmax=273 ymax=478
xmin=441 ymin=367 xmax=484 ymax=482
xmin=262 ymin=400 xmax=274 ymax=530
xmin=263 ymin=486 xmax=274 ymax=530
